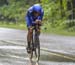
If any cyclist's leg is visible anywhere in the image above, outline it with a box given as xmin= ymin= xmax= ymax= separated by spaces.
xmin=27 ymin=26 xmax=33 ymax=53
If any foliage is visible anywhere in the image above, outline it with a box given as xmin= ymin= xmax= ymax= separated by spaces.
xmin=0 ymin=0 xmax=75 ymax=32
xmin=41 ymin=0 xmax=75 ymax=31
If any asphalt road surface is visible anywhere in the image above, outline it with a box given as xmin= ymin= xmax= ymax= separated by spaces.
xmin=0 ymin=28 xmax=75 ymax=65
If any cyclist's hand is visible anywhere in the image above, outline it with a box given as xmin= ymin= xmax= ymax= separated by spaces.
xmin=35 ymin=20 xmax=42 ymax=25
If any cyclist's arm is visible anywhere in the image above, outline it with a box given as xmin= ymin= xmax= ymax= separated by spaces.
xmin=34 ymin=9 xmax=44 ymax=25
xmin=25 ymin=10 xmax=34 ymax=27
xmin=37 ymin=9 xmax=44 ymax=21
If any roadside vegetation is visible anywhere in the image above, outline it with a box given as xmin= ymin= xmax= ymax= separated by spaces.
xmin=0 ymin=0 xmax=75 ymax=36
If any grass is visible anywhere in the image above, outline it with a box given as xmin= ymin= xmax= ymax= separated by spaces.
xmin=0 ymin=22 xmax=27 ymax=30
xmin=41 ymin=23 xmax=75 ymax=36
xmin=44 ymin=29 xmax=75 ymax=36
xmin=42 ymin=28 xmax=75 ymax=36
xmin=0 ymin=22 xmax=75 ymax=36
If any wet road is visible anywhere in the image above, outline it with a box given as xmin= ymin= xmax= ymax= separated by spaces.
xmin=0 ymin=28 xmax=75 ymax=65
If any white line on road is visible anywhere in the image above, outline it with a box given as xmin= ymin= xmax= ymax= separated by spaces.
xmin=41 ymin=48 xmax=75 ymax=61
xmin=0 ymin=46 xmax=75 ymax=61
xmin=0 ymin=46 xmax=25 ymax=49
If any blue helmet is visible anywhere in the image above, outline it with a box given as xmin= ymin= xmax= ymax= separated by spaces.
xmin=33 ymin=4 xmax=42 ymax=13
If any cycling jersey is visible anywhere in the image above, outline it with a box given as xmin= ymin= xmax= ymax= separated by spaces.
xmin=25 ymin=4 xmax=44 ymax=27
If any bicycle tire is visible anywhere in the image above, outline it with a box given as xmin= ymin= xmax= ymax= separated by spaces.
xmin=34 ymin=31 xmax=40 ymax=62
xmin=28 ymin=26 xmax=40 ymax=62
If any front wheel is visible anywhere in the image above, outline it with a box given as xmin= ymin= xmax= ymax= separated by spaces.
xmin=28 ymin=41 xmax=33 ymax=62
xmin=34 ymin=34 xmax=40 ymax=62
xmin=35 ymin=44 xmax=40 ymax=62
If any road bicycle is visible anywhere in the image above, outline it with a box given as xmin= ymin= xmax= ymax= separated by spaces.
xmin=28 ymin=24 xmax=40 ymax=65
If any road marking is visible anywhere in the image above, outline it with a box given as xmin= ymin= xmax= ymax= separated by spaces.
xmin=0 ymin=46 xmax=25 ymax=49
xmin=41 ymin=48 xmax=75 ymax=61
xmin=1 ymin=54 xmax=29 ymax=60
xmin=0 ymin=46 xmax=75 ymax=61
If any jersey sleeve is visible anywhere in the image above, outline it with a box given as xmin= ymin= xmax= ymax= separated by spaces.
xmin=26 ymin=15 xmax=32 ymax=27
xmin=25 ymin=7 xmax=34 ymax=27
xmin=37 ymin=9 xmax=44 ymax=20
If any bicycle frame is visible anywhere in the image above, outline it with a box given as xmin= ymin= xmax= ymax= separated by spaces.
xmin=29 ymin=24 xmax=40 ymax=63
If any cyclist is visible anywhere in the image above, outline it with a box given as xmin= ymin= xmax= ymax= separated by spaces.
xmin=25 ymin=4 xmax=44 ymax=53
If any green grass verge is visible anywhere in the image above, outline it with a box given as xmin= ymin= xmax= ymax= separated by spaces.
xmin=0 ymin=23 xmax=27 ymax=30
xmin=0 ymin=23 xmax=75 ymax=36
xmin=41 ymin=23 xmax=75 ymax=36
xmin=42 ymin=28 xmax=75 ymax=36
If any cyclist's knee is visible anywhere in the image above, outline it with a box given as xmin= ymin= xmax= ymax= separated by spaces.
xmin=28 ymin=27 xmax=33 ymax=34
xmin=27 ymin=28 xmax=33 ymax=41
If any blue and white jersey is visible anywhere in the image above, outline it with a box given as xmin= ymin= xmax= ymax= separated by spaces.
xmin=25 ymin=4 xmax=44 ymax=27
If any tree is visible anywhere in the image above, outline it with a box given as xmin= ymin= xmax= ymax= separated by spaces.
xmin=60 ymin=0 xmax=63 ymax=18
xmin=0 ymin=0 xmax=8 ymax=6
xmin=38 ymin=0 xmax=41 ymax=3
